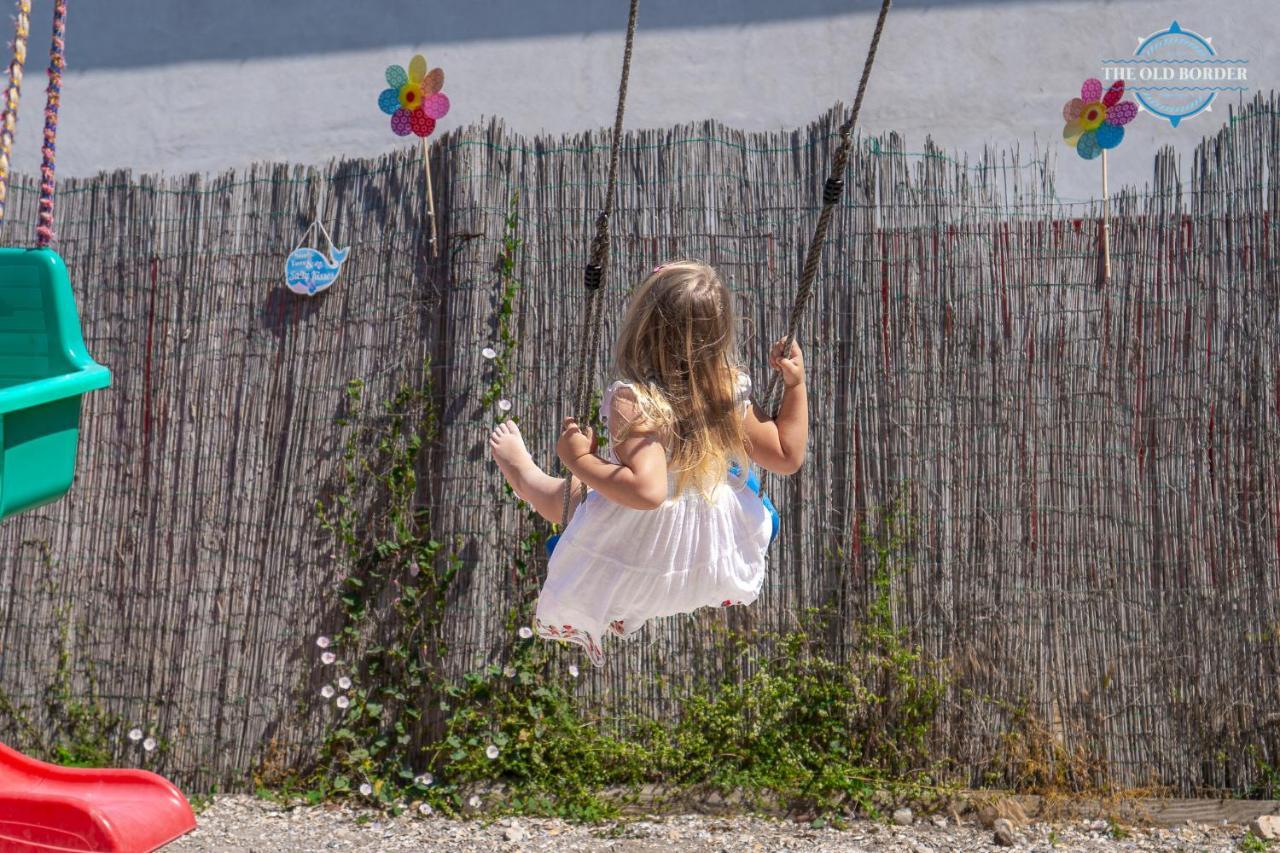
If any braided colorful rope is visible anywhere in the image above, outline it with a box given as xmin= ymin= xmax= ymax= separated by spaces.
xmin=35 ymin=0 xmax=65 ymax=247
xmin=0 ymin=0 xmax=31 ymax=224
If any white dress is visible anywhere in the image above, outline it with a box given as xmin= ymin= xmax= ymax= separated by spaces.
xmin=533 ymin=374 xmax=774 ymax=666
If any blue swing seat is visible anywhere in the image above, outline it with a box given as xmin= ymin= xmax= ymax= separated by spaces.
xmin=545 ymin=463 xmax=779 ymax=557
xmin=0 ymin=249 xmax=110 ymax=520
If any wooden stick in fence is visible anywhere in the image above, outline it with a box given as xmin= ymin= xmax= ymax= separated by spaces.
xmin=1101 ymin=148 xmax=1111 ymax=285
xmin=422 ymin=136 xmax=438 ymax=257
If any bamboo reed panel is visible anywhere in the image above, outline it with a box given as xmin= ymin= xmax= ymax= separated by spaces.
xmin=0 ymin=93 xmax=1276 ymax=794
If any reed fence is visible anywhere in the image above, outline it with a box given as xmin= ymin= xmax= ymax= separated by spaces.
xmin=0 ymin=92 xmax=1276 ymax=794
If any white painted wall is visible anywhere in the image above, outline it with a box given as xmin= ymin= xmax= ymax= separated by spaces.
xmin=4 ymin=0 xmax=1273 ymax=199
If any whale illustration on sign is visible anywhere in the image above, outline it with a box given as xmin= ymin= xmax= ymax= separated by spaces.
xmin=285 ymin=221 xmax=349 ymax=296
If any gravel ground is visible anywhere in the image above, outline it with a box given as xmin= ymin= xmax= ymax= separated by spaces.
xmin=166 ymin=796 xmax=1254 ymax=851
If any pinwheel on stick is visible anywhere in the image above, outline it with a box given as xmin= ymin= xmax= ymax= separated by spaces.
xmin=1063 ymin=78 xmax=1137 ymax=284
xmin=378 ymin=54 xmax=450 ymax=256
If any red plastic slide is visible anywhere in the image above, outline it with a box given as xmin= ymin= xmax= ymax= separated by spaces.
xmin=0 ymin=742 xmax=196 ymax=852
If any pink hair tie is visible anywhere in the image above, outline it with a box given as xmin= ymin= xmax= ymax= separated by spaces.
xmin=652 ymin=264 xmax=665 ymax=273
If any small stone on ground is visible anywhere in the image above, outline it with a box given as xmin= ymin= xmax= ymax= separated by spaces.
xmin=991 ymin=818 xmax=1017 ymax=847
xmin=164 ymin=795 xmax=1253 ymax=851
xmin=1250 ymin=814 xmax=1280 ymax=840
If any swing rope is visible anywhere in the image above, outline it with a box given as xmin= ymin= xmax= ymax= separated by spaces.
xmin=0 ymin=0 xmax=30 ymax=224
xmin=762 ymin=0 xmax=892 ymax=416
xmin=35 ymin=0 xmax=65 ymax=247
xmin=560 ymin=0 xmax=640 ymax=527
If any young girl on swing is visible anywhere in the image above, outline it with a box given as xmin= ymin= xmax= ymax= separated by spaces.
xmin=489 ymin=260 xmax=807 ymax=666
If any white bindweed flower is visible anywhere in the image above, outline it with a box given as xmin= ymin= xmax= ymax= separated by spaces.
xmin=497 ymin=399 xmax=512 ymax=412
xmin=128 ymin=728 xmax=143 ymax=742
xmin=336 ymin=696 xmax=350 ymax=709
xmin=320 ymin=685 xmax=335 ymax=699
xmin=408 ymin=561 xmax=420 ymax=577
xmin=518 ymin=626 xmax=533 ymax=640
xmin=320 ymin=652 xmax=336 ymax=665
xmin=316 ymin=636 xmax=331 ymax=649
xmin=481 ymin=347 xmax=497 ymax=360
xmin=359 ymin=783 xmax=373 ymax=797
xmin=568 ymin=665 xmax=579 ymax=678
xmin=415 ymin=773 xmax=433 ymax=786
xmin=485 ymin=744 xmax=500 ymax=760
xmin=338 ymin=676 xmax=352 ymax=690
xmin=418 ymin=802 xmax=433 ymax=816
xmin=503 ymin=665 xmax=516 ymax=678
xmin=468 ymin=795 xmax=481 ymax=809
xmin=143 ymin=737 xmax=157 ymax=752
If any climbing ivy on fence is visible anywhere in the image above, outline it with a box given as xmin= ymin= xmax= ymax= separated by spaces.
xmin=301 ymin=366 xmax=462 ymax=804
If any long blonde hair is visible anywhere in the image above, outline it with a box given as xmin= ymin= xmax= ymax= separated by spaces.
xmin=611 ymin=260 xmax=748 ymax=497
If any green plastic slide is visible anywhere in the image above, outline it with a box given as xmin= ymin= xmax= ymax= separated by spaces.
xmin=0 ymin=248 xmax=109 ymax=520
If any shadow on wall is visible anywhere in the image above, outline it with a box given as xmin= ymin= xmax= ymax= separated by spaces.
xmin=56 ymin=0 xmax=1037 ymax=70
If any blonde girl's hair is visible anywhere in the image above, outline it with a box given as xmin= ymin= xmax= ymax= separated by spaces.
xmin=611 ymin=260 xmax=748 ymax=497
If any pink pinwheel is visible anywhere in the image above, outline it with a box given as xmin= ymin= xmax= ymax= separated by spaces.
xmin=378 ymin=54 xmax=450 ymax=138
xmin=1062 ymin=78 xmax=1137 ymax=160
xmin=1061 ymin=79 xmax=1137 ymax=285
xmin=376 ymin=53 xmax=451 ymax=256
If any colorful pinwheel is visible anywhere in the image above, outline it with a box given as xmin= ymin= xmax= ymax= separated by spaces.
xmin=1062 ymin=78 xmax=1138 ymax=285
xmin=1062 ymin=78 xmax=1137 ymax=160
xmin=378 ymin=54 xmax=450 ymax=256
xmin=378 ymin=54 xmax=450 ymax=138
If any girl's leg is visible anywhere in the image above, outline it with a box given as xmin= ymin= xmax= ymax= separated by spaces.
xmin=490 ymin=421 xmax=585 ymax=524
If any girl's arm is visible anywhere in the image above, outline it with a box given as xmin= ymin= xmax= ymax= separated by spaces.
xmin=556 ymin=388 xmax=669 ymax=510
xmin=743 ymin=338 xmax=808 ymax=475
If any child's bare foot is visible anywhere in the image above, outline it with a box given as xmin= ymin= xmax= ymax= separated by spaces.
xmin=490 ymin=420 xmax=535 ymax=501
xmin=490 ymin=420 xmax=585 ymax=524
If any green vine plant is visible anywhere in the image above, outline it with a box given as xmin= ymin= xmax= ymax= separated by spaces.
xmin=1246 ymin=746 xmax=1280 ymax=800
xmin=0 ymin=617 xmax=126 ymax=770
xmin=479 ymin=192 xmax=523 ymax=417
xmin=42 ymin=611 xmax=121 ymax=768
xmin=0 ymin=543 xmax=137 ymax=771
xmin=261 ymin=363 xmax=463 ymax=809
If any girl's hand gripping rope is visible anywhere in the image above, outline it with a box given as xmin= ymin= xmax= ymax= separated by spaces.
xmin=769 ymin=337 xmax=805 ymax=388
xmin=556 ymin=417 xmax=596 ymax=468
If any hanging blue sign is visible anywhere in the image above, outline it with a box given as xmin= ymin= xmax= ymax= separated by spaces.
xmin=285 ymin=221 xmax=349 ymax=296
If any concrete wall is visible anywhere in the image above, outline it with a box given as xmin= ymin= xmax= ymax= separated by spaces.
xmin=5 ymin=0 xmax=1274 ymax=196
